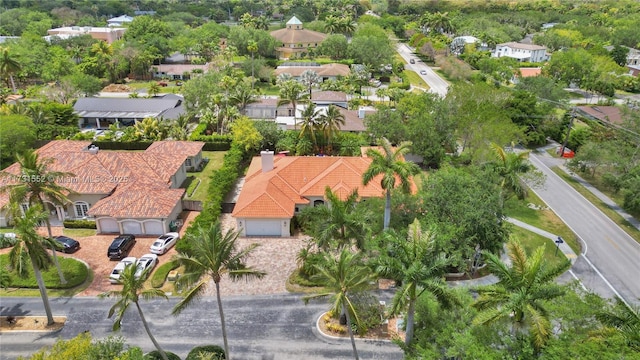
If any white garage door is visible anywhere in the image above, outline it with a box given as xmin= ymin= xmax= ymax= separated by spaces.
xmin=122 ymin=221 xmax=142 ymax=235
xmin=245 ymin=219 xmax=281 ymax=236
xmin=143 ymin=220 xmax=164 ymax=235
xmin=98 ymin=218 xmax=119 ymax=233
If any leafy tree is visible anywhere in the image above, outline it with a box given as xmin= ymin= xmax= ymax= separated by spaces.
xmin=172 ymin=221 xmax=266 ymax=360
xmin=596 ymin=297 xmax=640 ymax=349
xmin=473 ymin=240 xmax=570 ymax=351
xmin=231 ymin=117 xmax=263 ymax=153
xmin=374 ymin=219 xmax=459 ymax=347
xmin=0 ymin=46 xmax=21 ymax=93
xmin=0 ymin=114 xmax=35 ymax=168
xmin=363 ymin=137 xmax=420 ymax=230
xmin=100 ymin=264 xmax=170 ymax=360
xmin=363 ymin=106 xmax=407 ymax=146
xmin=610 ymin=45 xmax=630 ymax=67
xmin=348 ymin=36 xmax=395 ymax=71
xmin=544 ymin=48 xmax=595 ymax=88
xmin=318 ymin=34 xmax=349 ymax=60
xmin=5 ymin=204 xmax=55 ymax=325
xmin=304 ymin=249 xmax=374 ymax=360
xmin=0 ymin=149 xmax=76 ymax=284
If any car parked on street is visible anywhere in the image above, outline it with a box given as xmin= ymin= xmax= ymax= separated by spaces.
xmin=420 ymin=70 xmax=427 ymax=75
xmin=107 ymin=234 xmax=136 ymax=260
xmin=134 ymin=254 xmax=158 ymax=279
xmin=54 ymin=235 xmax=80 ymax=253
xmin=149 ymin=232 xmax=180 ymax=255
xmin=109 ymin=256 xmax=137 ymax=284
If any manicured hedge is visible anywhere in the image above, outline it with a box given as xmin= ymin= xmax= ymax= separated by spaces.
xmin=151 ymin=260 xmax=179 ymax=288
xmin=144 ymin=350 xmax=181 ymax=360
xmin=186 ymin=345 xmax=225 ymax=360
xmin=63 ymin=219 xmax=97 ymax=229
xmin=0 ymin=254 xmax=89 ymax=289
xmin=176 ymin=144 xmax=248 ymax=255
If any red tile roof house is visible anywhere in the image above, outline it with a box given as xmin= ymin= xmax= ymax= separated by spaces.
xmin=231 ymin=150 xmax=415 ymax=237
xmin=0 ymin=140 xmax=204 ymax=235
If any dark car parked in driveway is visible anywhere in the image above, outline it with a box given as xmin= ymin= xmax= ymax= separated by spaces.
xmin=54 ymin=236 xmax=80 ymax=253
xmin=107 ymin=234 xmax=136 ymax=260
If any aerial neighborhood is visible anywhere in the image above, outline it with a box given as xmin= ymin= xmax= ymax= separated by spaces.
xmin=1 ymin=1 xmax=640 ymax=359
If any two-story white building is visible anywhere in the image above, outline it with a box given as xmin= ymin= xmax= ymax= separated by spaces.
xmin=493 ymin=42 xmax=549 ymax=63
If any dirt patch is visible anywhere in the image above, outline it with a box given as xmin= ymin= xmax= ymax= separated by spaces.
xmin=101 ymin=84 xmax=132 ymax=92
xmin=0 ymin=316 xmax=66 ymax=332
xmin=317 ymin=312 xmax=404 ymax=341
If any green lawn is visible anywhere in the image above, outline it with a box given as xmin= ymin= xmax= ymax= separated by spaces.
xmin=552 ymin=167 xmax=640 ymax=245
xmin=511 ymin=226 xmax=570 ymax=268
xmin=184 ymin=151 xmax=227 ymax=201
xmin=255 ymin=82 xmax=281 ymax=95
xmin=126 ymin=80 xmax=179 ymax=94
xmin=504 ymin=193 xmax=581 ymax=254
xmin=403 ymin=70 xmax=430 ymax=90
xmin=63 ymin=228 xmax=97 ymax=238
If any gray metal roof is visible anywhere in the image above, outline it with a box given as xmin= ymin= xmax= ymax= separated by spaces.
xmin=74 ymin=97 xmax=181 ymax=119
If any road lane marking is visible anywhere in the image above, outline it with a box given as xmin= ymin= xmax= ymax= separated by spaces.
xmin=605 ymin=236 xmax=620 ymax=250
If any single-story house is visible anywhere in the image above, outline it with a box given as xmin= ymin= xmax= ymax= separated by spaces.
xmin=245 ymin=91 xmax=351 ymax=120
xmin=46 ymin=26 xmax=125 ymax=44
xmin=151 ymin=63 xmax=210 ymax=80
xmin=281 ymin=105 xmax=371 ymax=132
xmin=511 ymin=67 xmax=542 ymax=84
xmin=274 ymin=63 xmax=350 ymax=82
xmin=107 ymin=15 xmax=134 ymax=27
xmin=74 ymin=94 xmax=186 ymax=129
xmin=493 ymin=42 xmax=549 ymax=63
xmin=232 ymin=150 xmax=405 ymax=237
xmin=0 ymin=140 xmax=204 ymax=235
xmin=576 ymin=106 xmax=623 ymax=125
xmin=627 ymin=65 xmax=640 ymax=77
xmin=311 ymin=91 xmax=348 ymax=108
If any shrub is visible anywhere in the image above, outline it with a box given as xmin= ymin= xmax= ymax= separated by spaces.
xmin=145 ymin=350 xmax=182 ymax=360
xmin=186 ymin=345 xmax=225 ymax=360
xmin=0 ymin=254 xmax=89 ymax=289
xmin=151 ymin=260 xmax=179 ymax=288
xmin=63 ymin=219 xmax=97 ymax=229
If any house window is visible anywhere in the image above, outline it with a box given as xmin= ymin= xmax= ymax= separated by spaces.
xmin=20 ymin=203 xmax=29 ymax=215
xmin=313 ymin=200 xmax=324 ymax=207
xmin=185 ymin=158 xmax=192 ymax=167
xmin=295 ymin=207 xmax=300 ymax=213
xmin=74 ymin=202 xmax=89 ymax=218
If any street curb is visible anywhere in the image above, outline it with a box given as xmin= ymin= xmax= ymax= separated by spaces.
xmin=314 ymin=312 xmax=394 ymax=343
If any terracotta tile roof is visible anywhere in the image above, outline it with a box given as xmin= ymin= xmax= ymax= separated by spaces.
xmin=233 ymin=155 xmax=404 ymax=219
xmin=88 ymin=184 xmax=185 ymax=218
xmin=145 ymin=141 xmax=204 ymax=158
xmin=518 ymin=67 xmax=542 ymax=77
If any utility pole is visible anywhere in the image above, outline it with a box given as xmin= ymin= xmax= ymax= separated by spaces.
xmin=561 ymin=108 xmax=576 ymax=157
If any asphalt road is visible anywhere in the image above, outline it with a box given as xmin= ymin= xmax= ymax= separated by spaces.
xmin=529 ymin=152 xmax=640 ymax=305
xmin=0 ymin=292 xmax=402 ymax=360
xmin=395 ymin=43 xmax=449 ymax=97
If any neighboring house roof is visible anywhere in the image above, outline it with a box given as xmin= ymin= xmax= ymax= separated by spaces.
xmin=74 ymin=97 xmax=182 ymax=119
xmin=89 ymin=184 xmax=185 ymax=218
xmin=108 ymin=15 xmax=134 ymax=23
xmin=153 ymin=63 xmax=210 ymax=75
xmin=274 ymin=63 xmax=350 ymax=77
xmin=146 ymin=141 xmax=205 ymax=158
xmin=287 ymin=16 xmax=303 ymax=25
xmin=232 ymin=156 xmax=390 ymax=218
xmin=270 ymin=19 xmax=327 ymax=44
xmin=518 ymin=67 xmax=542 ymax=77
xmin=497 ymin=42 xmax=547 ymax=51
xmin=576 ymin=106 xmax=623 ymax=125
xmin=312 ymin=91 xmax=348 ymax=102
xmin=283 ymin=106 xmax=367 ymax=132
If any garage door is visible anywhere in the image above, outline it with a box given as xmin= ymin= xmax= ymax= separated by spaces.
xmin=143 ymin=220 xmax=164 ymax=235
xmin=122 ymin=220 xmax=142 ymax=235
xmin=98 ymin=218 xmax=119 ymax=233
xmin=245 ymin=219 xmax=281 ymax=236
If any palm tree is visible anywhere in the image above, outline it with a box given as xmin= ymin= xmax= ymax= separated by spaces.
xmin=362 ymin=138 xmax=420 ymax=230
xmin=473 ymin=240 xmax=571 ymax=350
xmin=277 ymin=80 xmax=308 ymax=130
xmin=229 ymin=83 xmax=257 ymax=115
xmin=7 ymin=204 xmax=55 ymax=325
xmin=247 ymin=40 xmax=258 ymax=88
xmin=172 ymin=221 xmax=266 ymax=360
xmin=311 ymin=187 xmax=370 ymax=251
xmin=300 ymin=69 xmax=321 ymax=98
xmin=0 ymin=46 xmax=21 ymax=93
xmin=299 ymin=103 xmax=322 ymax=152
xmin=324 ymin=15 xmax=340 ymax=34
xmin=0 ymin=149 xmax=76 ymax=284
xmin=374 ymin=220 xmax=459 ymax=347
xmin=421 ymin=12 xmax=454 ymax=35
xmin=100 ymin=264 xmax=170 ymax=360
xmin=304 ymin=249 xmax=374 ymax=360
xmin=318 ymin=105 xmax=345 ymax=154
xmin=147 ymin=82 xmax=162 ymax=98
xmin=489 ymin=143 xmax=533 ymax=200
xmin=169 ymin=114 xmax=192 ymax=140
xmin=596 ymin=297 xmax=640 ymax=349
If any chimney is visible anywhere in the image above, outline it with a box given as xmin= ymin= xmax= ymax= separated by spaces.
xmin=261 ymin=150 xmax=274 ymax=172
xmin=88 ymin=145 xmax=99 ymax=154
xmin=358 ymin=107 xmax=366 ymax=119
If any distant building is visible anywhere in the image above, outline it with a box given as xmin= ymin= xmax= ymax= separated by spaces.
xmin=511 ymin=67 xmax=542 ymax=83
xmin=107 ymin=15 xmax=134 ymax=27
xmin=151 ymin=63 xmax=210 ymax=80
xmin=627 ymin=65 xmax=640 ymax=77
xmin=270 ymin=16 xmax=328 ymax=59
xmin=0 ymin=36 xmax=19 ymax=44
xmin=493 ymin=42 xmax=549 ymax=62
xmin=46 ymin=26 xmax=125 ymax=44
xmin=274 ymin=62 xmax=350 ymax=82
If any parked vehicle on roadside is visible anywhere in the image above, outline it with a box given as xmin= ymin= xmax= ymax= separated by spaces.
xmin=135 ymin=254 xmax=159 ymax=279
xmin=109 ymin=257 xmax=137 ymax=284
xmin=107 ymin=234 xmax=136 ymax=260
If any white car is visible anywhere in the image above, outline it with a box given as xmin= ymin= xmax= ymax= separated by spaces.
xmin=109 ymin=257 xmax=137 ymax=284
xmin=149 ymin=232 xmax=180 ymax=255
xmin=420 ymin=70 xmax=427 ymax=75
xmin=134 ymin=254 xmax=159 ymax=279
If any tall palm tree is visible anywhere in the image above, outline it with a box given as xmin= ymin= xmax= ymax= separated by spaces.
xmin=473 ymin=240 xmax=571 ymax=350
xmin=304 ymin=249 xmax=374 ymax=360
xmin=421 ymin=12 xmax=454 ymax=35
xmin=100 ymin=264 xmax=170 ymax=360
xmin=299 ymin=103 xmax=322 ymax=152
xmin=7 ymin=204 xmax=55 ymax=325
xmin=0 ymin=149 xmax=76 ymax=284
xmin=374 ymin=219 xmax=459 ymax=347
xmin=311 ymin=187 xmax=370 ymax=251
xmin=277 ymin=80 xmax=308 ymax=130
xmin=0 ymin=46 xmax=21 ymax=93
xmin=172 ymin=221 xmax=266 ymax=360
xmin=324 ymin=15 xmax=340 ymax=34
xmin=247 ymin=40 xmax=258 ymax=88
xmin=362 ymin=138 xmax=420 ymax=230
xmin=300 ymin=70 xmax=321 ymax=98
xmin=318 ymin=105 xmax=345 ymax=154
xmin=229 ymin=83 xmax=257 ymax=115
xmin=489 ymin=143 xmax=533 ymax=200
xmin=596 ymin=297 xmax=640 ymax=349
